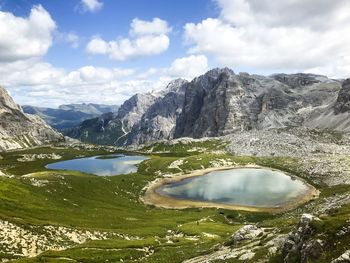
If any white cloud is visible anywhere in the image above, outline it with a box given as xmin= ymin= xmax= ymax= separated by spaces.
xmin=0 ymin=5 xmax=56 ymax=62
xmin=0 ymin=55 xmax=206 ymax=107
xmin=184 ymin=0 xmax=350 ymax=78
xmin=80 ymin=0 xmax=103 ymax=13
xmin=130 ymin=18 xmax=171 ymax=36
xmin=86 ymin=18 xmax=171 ymax=61
xmin=168 ymin=55 xmax=208 ymax=80
xmin=137 ymin=55 xmax=208 ymax=81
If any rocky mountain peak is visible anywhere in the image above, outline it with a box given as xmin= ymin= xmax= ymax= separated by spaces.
xmin=0 ymin=86 xmax=64 ymax=151
xmin=65 ymin=68 xmax=350 ymax=146
xmin=163 ymin=78 xmax=188 ymax=93
xmin=204 ymin=67 xmax=235 ymax=78
xmin=118 ymin=93 xmax=156 ymax=116
xmin=0 ymin=86 xmax=21 ymax=111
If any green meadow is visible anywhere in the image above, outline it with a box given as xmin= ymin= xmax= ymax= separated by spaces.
xmin=0 ymin=143 xmax=349 ymax=262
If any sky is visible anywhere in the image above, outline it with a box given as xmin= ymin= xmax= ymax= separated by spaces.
xmin=1 ymin=0 xmax=350 ymax=107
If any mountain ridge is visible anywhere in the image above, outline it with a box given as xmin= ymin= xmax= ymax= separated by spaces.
xmin=62 ymin=68 xmax=348 ymax=146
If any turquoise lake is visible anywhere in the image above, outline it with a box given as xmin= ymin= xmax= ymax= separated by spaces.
xmin=156 ymin=168 xmax=310 ymax=207
xmin=46 ymin=154 xmax=148 ymax=176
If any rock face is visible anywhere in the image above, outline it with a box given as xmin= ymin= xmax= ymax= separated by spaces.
xmin=175 ymin=69 xmax=339 ymax=138
xmin=23 ymin=103 xmax=119 ymax=130
xmin=0 ymin=86 xmax=64 ymax=151
xmin=66 ymin=79 xmax=188 ymax=146
xmin=127 ymin=79 xmax=187 ymax=144
xmin=305 ymin=78 xmax=350 ymax=132
xmin=282 ymin=214 xmax=323 ymax=263
xmin=334 ymin=79 xmax=350 ymax=114
xmin=66 ymin=68 xmax=349 ymax=146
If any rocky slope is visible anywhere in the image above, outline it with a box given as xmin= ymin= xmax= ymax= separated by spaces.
xmin=305 ymin=78 xmax=350 ymax=132
xmin=0 ymin=86 xmax=64 ymax=151
xmin=66 ymin=68 xmax=349 ymax=146
xmin=23 ymin=103 xmax=119 ymax=130
xmin=65 ymin=79 xmax=188 ymax=145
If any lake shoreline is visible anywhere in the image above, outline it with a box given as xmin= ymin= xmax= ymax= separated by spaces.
xmin=142 ymin=165 xmax=320 ymax=213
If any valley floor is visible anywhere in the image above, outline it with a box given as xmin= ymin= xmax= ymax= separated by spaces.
xmin=0 ymin=131 xmax=349 ymax=263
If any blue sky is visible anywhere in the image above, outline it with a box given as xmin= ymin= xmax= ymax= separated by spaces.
xmin=1 ymin=0 xmax=216 ymax=70
xmin=0 ymin=0 xmax=349 ymax=107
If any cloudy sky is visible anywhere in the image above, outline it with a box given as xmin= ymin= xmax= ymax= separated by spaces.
xmin=1 ymin=0 xmax=350 ymax=107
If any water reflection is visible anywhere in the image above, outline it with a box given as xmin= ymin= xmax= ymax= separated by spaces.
xmin=47 ymin=154 xmax=148 ymax=176
xmin=157 ymin=168 xmax=309 ymax=207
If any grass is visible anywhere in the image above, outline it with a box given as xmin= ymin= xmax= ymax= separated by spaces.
xmin=0 ymin=141 xmax=349 ymax=262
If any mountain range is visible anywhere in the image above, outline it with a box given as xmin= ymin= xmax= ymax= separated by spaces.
xmin=64 ymin=68 xmax=350 ymax=146
xmin=2 ymin=68 xmax=350 ymax=150
xmin=23 ymin=103 xmax=119 ymax=131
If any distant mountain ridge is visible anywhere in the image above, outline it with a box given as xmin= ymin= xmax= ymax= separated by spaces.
xmin=64 ymin=68 xmax=350 ymax=146
xmin=23 ymin=103 xmax=119 ymax=130
xmin=0 ymin=86 xmax=64 ymax=151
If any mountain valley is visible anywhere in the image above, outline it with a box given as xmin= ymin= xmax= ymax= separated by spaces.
xmin=1 ymin=69 xmax=350 ymax=263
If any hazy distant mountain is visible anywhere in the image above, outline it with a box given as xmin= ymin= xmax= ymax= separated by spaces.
xmin=0 ymin=86 xmax=64 ymax=151
xmin=65 ymin=68 xmax=350 ymax=146
xmin=58 ymin=103 xmax=119 ymax=115
xmin=23 ymin=103 xmax=119 ymax=131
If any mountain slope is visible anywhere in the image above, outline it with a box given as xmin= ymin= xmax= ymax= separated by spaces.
xmin=0 ymin=86 xmax=64 ymax=151
xmin=175 ymin=69 xmax=340 ymax=138
xmin=23 ymin=103 xmax=119 ymax=130
xmin=65 ymin=79 xmax=188 ymax=146
xmin=305 ymin=78 xmax=350 ymax=132
xmin=66 ymin=68 xmax=347 ymax=146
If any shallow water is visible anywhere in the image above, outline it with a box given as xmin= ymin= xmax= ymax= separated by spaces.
xmin=46 ymin=154 xmax=148 ymax=176
xmin=156 ymin=168 xmax=309 ymax=207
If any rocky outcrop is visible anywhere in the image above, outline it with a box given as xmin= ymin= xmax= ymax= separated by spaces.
xmin=331 ymin=250 xmax=350 ymax=263
xmin=0 ymin=86 xmax=64 ymax=152
xmin=334 ymin=79 xmax=350 ymax=114
xmin=226 ymin=225 xmax=264 ymax=245
xmin=282 ymin=214 xmax=323 ymax=263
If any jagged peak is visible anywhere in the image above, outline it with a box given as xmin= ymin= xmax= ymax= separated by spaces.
xmin=0 ymin=85 xmax=21 ymax=111
xmin=202 ymin=67 xmax=235 ymax=78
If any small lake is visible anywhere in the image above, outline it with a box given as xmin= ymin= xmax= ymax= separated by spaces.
xmin=156 ymin=168 xmax=310 ymax=207
xmin=46 ymin=154 xmax=148 ymax=176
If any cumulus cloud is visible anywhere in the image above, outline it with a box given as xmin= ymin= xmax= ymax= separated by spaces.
xmin=0 ymin=55 xmax=207 ymax=107
xmin=86 ymin=18 xmax=171 ymax=61
xmin=168 ymin=55 xmax=208 ymax=80
xmin=80 ymin=0 xmax=103 ymax=13
xmin=0 ymin=5 xmax=56 ymax=62
xmin=130 ymin=17 xmax=171 ymax=35
xmin=184 ymin=0 xmax=350 ymax=78
xmin=137 ymin=55 xmax=208 ymax=81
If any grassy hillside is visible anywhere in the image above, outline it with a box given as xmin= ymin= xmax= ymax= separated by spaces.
xmin=0 ymin=142 xmax=349 ymax=262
